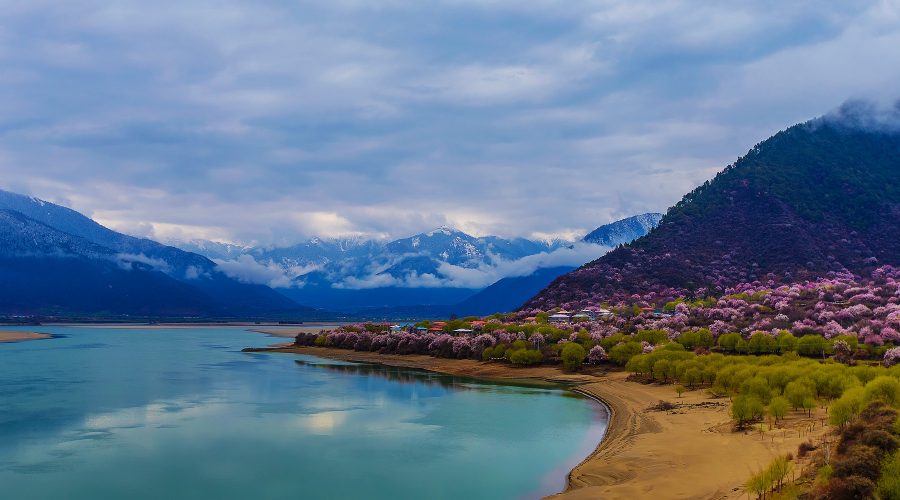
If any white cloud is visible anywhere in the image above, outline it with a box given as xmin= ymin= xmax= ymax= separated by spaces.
xmin=0 ymin=0 xmax=896 ymax=246
xmin=214 ymin=255 xmax=316 ymax=288
xmin=333 ymin=242 xmax=611 ymax=289
xmin=114 ymin=253 xmax=173 ymax=273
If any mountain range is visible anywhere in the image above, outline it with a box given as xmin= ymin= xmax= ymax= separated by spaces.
xmin=0 ymin=190 xmax=317 ymax=319
xmin=525 ymin=106 xmax=900 ymax=311
xmin=175 ymin=214 xmax=662 ymax=314
xmin=0 ymin=186 xmax=660 ymax=318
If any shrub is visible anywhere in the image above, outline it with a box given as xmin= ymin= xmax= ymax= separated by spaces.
xmin=879 ymin=451 xmax=900 ymax=500
xmin=823 ymin=476 xmax=877 ymax=500
xmin=860 ymin=430 xmax=899 ymax=457
xmin=832 ymin=445 xmax=880 ymax=481
xmin=508 ymin=349 xmax=542 ymax=366
xmin=797 ymin=441 xmax=816 ymax=458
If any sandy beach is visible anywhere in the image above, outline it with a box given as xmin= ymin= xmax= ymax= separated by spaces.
xmin=0 ymin=330 xmax=51 ymax=343
xmin=263 ymin=345 xmax=828 ymax=500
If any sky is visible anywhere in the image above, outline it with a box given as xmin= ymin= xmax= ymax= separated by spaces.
xmin=1 ymin=0 xmax=900 ymax=246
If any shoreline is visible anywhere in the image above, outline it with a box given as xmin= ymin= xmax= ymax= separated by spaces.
xmin=0 ymin=330 xmax=52 ymax=343
xmin=258 ymin=345 xmax=826 ymax=499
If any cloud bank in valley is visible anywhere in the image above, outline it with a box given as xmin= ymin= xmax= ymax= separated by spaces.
xmin=0 ymin=1 xmax=899 ymax=245
xmin=215 ymin=241 xmax=611 ymax=289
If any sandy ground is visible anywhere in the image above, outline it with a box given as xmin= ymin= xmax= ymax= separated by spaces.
xmin=265 ymin=345 xmax=830 ymax=500
xmin=0 ymin=330 xmax=51 ymax=343
xmin=555 ymin=375 xmax=828 ymax=500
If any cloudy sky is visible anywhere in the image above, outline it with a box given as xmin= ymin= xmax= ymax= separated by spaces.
xmin=1 ymin=0 xmax=899 ymax=246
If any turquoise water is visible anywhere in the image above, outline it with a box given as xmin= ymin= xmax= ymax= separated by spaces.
xmin=0 ymin=326 xmax=607 ymax=500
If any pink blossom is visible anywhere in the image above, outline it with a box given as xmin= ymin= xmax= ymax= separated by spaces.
xmin=885 ymin=347 xmax=900 ymax=367
xmin=587 ymin=345 xmax=608 ymax=364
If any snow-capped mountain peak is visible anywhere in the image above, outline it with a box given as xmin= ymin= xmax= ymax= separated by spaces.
xmin=583 ymin=213 xmax=663 ymax=247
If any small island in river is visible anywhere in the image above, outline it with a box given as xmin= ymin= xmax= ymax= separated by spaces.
xmin=0 ymin=330 xmax=51 ymax=343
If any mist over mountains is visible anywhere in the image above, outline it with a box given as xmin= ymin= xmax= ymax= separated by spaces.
xmin=173 ymin=214 xmax=661 ymax=313
xmin=0 ymin=186 xmax=660 ymax=318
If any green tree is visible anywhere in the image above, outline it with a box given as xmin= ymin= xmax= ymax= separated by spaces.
xmin=732 ymin=395 xmax=764 ymax=428
xmin=609 ymin=341 xmax=643 ymax=365
xmin=768 ymin=396 xmax=790 ymax=423
xmin=777 ymin=331 xmax=798 ymax=353
xmin=675 ymin=384 xmax=686 ymax=398
xmin=864 ymin=376 xmax=900 ymax=407
xmin=744 ymin=470 xmax=771 ymax=500
xmin=797 ymin=334 xmax=828 ymax=357
xmin=784 ymin=378 xmax=816 ymax=409
xmin=652 ymin=359 xmax=672 ymax=382
xmin=766 ymin=455 xmax=793 ymax=492
xmin=741 ymin=376 xmax=773 ymax=404
xmin=829 ymin=387 xmax=864 ymax=428
xmin=683 ymin=368 xmax=702 ymax=388
xmin=747 ymin=332 xmax=778 ymax=354
xmin=718 ymin=332 xmax=742 ymax=352
xmin=560 ymin=342 xmax=586 ymax=371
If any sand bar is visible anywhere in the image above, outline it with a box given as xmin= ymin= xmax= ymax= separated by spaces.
xmin=263 ymin=345 xmax=828 ymax=499
xmin=0 ymin=331 xmax=51 ymax=343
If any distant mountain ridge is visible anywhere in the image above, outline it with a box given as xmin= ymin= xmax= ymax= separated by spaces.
xmin=0 ymin=190 xmax=317 ymax=319
xmin=176 ymin=214 xmax=661 ymax=313
xmin=525 ymin=107 xmax=900 ymax=310
xmin=452 ymin=266 xmax=576 ymax=317
xmin=179 ymin=216 xmax=662 ymax=290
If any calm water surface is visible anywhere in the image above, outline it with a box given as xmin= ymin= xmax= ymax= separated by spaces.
xmin=0 ymin=326 xmax=608 ymax=499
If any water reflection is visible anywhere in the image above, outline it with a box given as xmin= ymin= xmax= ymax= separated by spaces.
xmin=294 ymin=358 xmax=565 ymax=395
xmin=0 ymin=327 xmax=607 ymax=500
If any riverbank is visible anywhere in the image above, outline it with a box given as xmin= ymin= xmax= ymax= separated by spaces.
xmin=262 ymin=345 xmax=829 ymax=499
xmin=0 ymin=330 xmax=51 ymax=343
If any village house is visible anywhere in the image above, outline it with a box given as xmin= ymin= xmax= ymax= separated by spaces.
xmin=548 ymin=313 xmax=571 ymax=323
